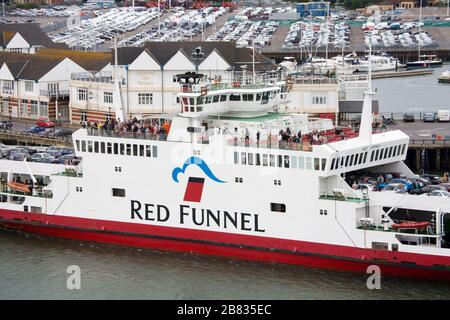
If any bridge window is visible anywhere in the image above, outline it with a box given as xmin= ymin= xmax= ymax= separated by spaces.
xmin=363 ymin=151 xmax=368 ymax=163
xmin=120 ymin=144 xmax=125 ymax=155
xmin=81 ymin=140 xmax=86 ymax=152
xmin=234 ymin=152 xmax=239 ymax=164
xmin=393 ymin=145 xmax=398 ymax=157
xmin=298 ymin=156 xmax=305 ymax=169
xmin=374 ymin=149 xmax=380 ymax=161
xmin=205 ymin=96 xmax=212 ymax=104
xmin=241 ymin=152 xmax=247 ymax=165
xmin=256 ymin=154 xmax=261 ymax=165
xmin=401 ymin=143 xmax=406 ymax=155
xmin=330 ymin=158 xmax=335 ymax=170
xmin=314 ymin=158 xmax=320 ymax=170
xmin=113 ymin=143 xmax=118 ymax=155
xmin=94 ymin=141 xmax=99 ymax=153
xmin=242 ymin=94 xmax=254 ymax=101
xmin=321 ymin=158 xmax=327 ymax=170
xmin=213 ymin=95 xmax=219 ymax=103
xmin=262 ymin=154 xmax=268 ymax=166
xmin=229 ymin=94 xmax=241 ymax=101
xmin=126 ymin=144 xmax=131 ymax=156
xmin=350 ymin=154 xmax=354 ymax=166
xmin=277 ymin=155 xmax=283 ymax=168
xmin=220 ymin=94 xmax=227 ymax=102
xmin=284 ymin=155 xmax=290 ymax=168
xmin=388 ymin=146 xmax=393 ymax=158
xmin=270 ymin=154 xmax=275 ymax=167
xmin=101 ymin=142 xmax=105 ymax=153
xmin=370 ymin=150 xmax=375 ymax=162
xmin=306 ymin=157 xmax=312 ymax=170
xmin=196 ymin=96 xmax=204 ymax=104
xmin=248 ymin=153 xmax=254 ymax=165
xmin=345 ymin=155 xmax=349 ymax=167
xmin=107 ymin=142 xmax=112 ymax=154
xmin=291 ymin=156 xmax=297 ymax=168
xmin=140 ymin=145 xmax=145 ymax=157
xmin=358 ymin=153 xmax=363 ymax=165
xmin=133 ymin=144 xmax=138 ymax=156
xmin=146 ymin=146 xmax=151 ymax=157
xmin=75 ymin=140 xmax=80 ymax=152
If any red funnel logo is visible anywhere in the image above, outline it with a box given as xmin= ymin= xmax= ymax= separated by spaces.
xmin=183 ymin=177 xmax=205 ymax=202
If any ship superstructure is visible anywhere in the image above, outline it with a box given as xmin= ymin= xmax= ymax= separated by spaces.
xmin=0 ymin=71 xmax=449 ymax=281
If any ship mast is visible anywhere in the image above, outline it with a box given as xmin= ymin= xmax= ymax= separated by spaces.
xmin=418 ymin=0 xmax=422 ymax=60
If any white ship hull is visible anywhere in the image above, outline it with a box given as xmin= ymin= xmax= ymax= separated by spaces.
xmin=1 ymin=126 xmax=449 ymax=280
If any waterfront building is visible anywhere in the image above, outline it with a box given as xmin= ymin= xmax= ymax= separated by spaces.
xmin=0 ymin=49 xmax=110 ymax=122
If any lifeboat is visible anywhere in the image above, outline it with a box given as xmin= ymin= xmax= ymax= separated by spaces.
xmin=8 ymin=181 xmax=31 ymax=193
xmin=392 ymin=221 xmax=431 ymax=230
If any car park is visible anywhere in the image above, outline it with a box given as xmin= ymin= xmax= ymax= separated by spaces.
xmin=51 ymin=8 xmax=162 ymax=50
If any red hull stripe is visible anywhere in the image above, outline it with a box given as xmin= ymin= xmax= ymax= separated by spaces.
xmin=0 ymin=209 xmax=449 ymax=280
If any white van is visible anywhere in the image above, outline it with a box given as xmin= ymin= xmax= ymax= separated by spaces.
xmin=438 ymin=110 xmax=450 ymax=122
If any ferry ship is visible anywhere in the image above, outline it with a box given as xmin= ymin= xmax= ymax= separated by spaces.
xmin=0 ymin=71 xmax=449 ymax=281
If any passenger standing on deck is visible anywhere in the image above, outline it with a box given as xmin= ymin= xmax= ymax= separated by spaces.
xmin=256 ymin=131 xmax=260 ymax=146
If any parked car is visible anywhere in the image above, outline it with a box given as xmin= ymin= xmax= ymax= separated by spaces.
xmin=25 ymin=126 xmax=46 ymax=134
xmin=379 ymin=179 xmax=414 ymax=191
xmin=427 ymin=190 xmax=450 ymax=197
xmin=438 ymin=110 xmax=450 ymax=122
xmin=403 ymin=113 xmax=415 ymax=122
xmin=421 ymin=173 xmax=441 ymax=185
xmin=8 ymin=151 xmax=30 ymax=161
xmin=55 ymin=154 xmax=81 ymax=165
xmin=423 ymin=112 xmax=436 ymax=122
xmin=438 ymin=183 xmax=450 ymax=192
xmin=410 ymin=185 xmax=446 ymax=195
xmin=30 ymin=152 xmax=57 ymax=163
xmin=36 ymin=118 xmax=55 ymax=128
xmin=0 ymin=120 xmax=13 ymax=129
xmin=50 ymin=128 xmax=73 ymax=137
xmin=381 ymin=183 xmax=407 ymax=192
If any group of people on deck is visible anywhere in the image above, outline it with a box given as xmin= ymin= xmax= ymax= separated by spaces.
xmin=82 ymin=117 xmax=170 ymax=137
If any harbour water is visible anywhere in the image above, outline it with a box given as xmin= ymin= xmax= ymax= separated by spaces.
xmin=1 ymin=230 xmax=450 ymax=299
xmin=374 ymin=64 xmax=450 ymax=113
xmin=1 ymin=67 xmax=450 ymax=300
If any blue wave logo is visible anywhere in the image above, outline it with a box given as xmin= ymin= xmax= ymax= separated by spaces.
xmin=172 ymin=156 xmax=226 ymax=183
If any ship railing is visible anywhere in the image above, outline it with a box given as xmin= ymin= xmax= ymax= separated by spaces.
xmin=86 ymin=128 xmax=168 ymax=141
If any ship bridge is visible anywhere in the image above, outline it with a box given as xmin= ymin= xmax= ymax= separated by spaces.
xmin=316 ymin=129 xmax=410 ymax=176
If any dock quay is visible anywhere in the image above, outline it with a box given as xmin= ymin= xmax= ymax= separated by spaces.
xmin=371 ymin=69 xmax=434 ymax=79
xmin=0 ymin=130 xmax=72 ymax=147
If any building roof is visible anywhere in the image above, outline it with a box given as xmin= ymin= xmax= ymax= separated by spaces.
xmin=0 ymin=49 xmax=111 ymax=81
xmin=0 ymin=23 xmax=66 ymax=49
xmin=36 ymin=48 xmax=111 ymax=71
xmin=115 ymin=41 xmax=277 ymax=72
